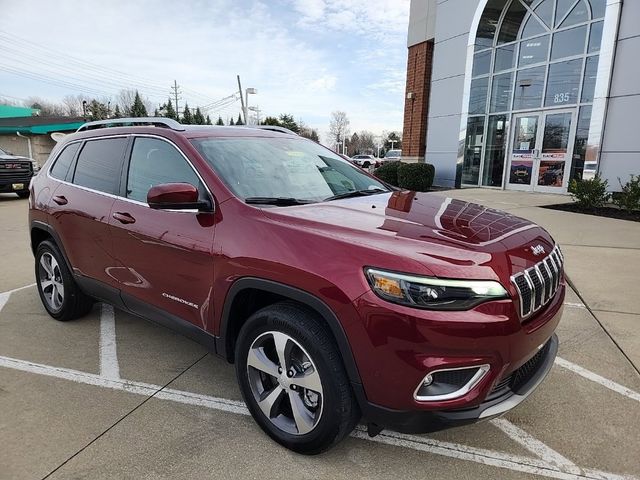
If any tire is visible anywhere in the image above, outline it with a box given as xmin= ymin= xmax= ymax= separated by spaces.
xmin=16 ymin=191 xmax=30 ymax=199
xmin=235 ymin=302 xmax=360 ymax=454
xmin=35 ymin=240 xmax=93 ymax=321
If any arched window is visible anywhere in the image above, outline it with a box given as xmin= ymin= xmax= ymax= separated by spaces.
xmin=462 ymin=0 xmax=606 ymax=188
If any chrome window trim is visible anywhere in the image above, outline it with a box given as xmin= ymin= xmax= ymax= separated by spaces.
xmin=413 ymin=364 xmax=491 ymax=402
xmin=46 ymin=133 xmax=215 ymax=213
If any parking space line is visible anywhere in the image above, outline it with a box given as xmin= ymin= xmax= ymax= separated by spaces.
xmin=0 ymin=354 xmax=635 ymax=480
xmin=0 ymin=283 xmax=36 ymax=313
xmin=563 ymin=302 xmax=587 ymax=309
xmin=555 ymin=357 xmax=640 ymax=403
xmin=491 ymin=418 xmax=581 ymax=475
xmin=99 ymin=304 xmax=120 ymax=380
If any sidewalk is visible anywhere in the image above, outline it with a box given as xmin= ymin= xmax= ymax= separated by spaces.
xmin=445 ymin=188 xmax=640 ymax=372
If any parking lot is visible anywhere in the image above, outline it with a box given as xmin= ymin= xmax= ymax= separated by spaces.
xmin=1 ymin=191 xmax=639 ymax=480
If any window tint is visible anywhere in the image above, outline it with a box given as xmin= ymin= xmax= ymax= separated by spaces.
xmin=73 ymin=138 xmax=127 ymax=194
xmin=50 ymin=142 xmax=80 ymax=180
xmin=494 ymin=45 xmax=516 ymax=72
xmin=518 ymin=35 xmax=549 ymax=67
xmin=514 ymin=66 xmax=545 ymax=110
xmin=472 ymin=51 xmax=491 ymax=77
xmin=551 ymin=25 xmax=587 ymax=60
xmin=469 ymin=77 xmax=489 ymax=114
xmin=544 ymin=58 xmax=582 ymax=106
xmin=490 ymin=72 xmax=513 ymax=112
xmin=127 ymin=137 xmax=200 ymax=203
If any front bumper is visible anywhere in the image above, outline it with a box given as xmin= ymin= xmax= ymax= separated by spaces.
xmin=0 ymin=174 xmax=32 ymax=192
xmin=358 ymin=334 xmax=558 ymax=434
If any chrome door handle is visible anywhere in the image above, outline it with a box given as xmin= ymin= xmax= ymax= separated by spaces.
xmin=52 ymin=195 xmax=67 ymax=206
xmin=112 ymin=212 xmax=136 ymax=224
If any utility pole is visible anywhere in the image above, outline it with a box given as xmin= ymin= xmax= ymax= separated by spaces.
xmin=171 ymin=80 xmax=182 ymax=119
xmin=237 ymin=75 xmax=247 ymax=125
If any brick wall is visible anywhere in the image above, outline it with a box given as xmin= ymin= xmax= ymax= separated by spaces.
xmin=401 ymin=40 xmax=433 ymax=162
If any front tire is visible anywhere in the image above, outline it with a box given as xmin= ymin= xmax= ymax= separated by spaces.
xmin=17 ymin=191 xmax=30 ymax=199
xmin=235 ymin=302 xmax=360 ymax=454
xmin=35 ymin=240 xmax=93 ymax=321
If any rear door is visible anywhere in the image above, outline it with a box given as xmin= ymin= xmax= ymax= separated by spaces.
xmin=108 ymin=135 xmax=216 ymax=331
xmin=48 ymin=136 xmax=128 ymax=289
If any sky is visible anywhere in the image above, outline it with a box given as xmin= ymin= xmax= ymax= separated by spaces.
xmin=0 ymin=0 xmax=410 ymax=142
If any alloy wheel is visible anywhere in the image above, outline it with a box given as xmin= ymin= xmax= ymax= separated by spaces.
xmin=38 ymin=252 xmax=64 ymax=311
xmin=247 ymin=331 xmax=323 ymax=435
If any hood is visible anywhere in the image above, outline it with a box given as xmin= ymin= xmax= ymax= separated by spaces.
xmin=261 ymin=191 xmax=555 ymax=283
xmin=0 ymin=154 xmax=32 ymax=162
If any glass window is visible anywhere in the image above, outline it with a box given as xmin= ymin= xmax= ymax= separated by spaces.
xmin=462 ymin=117 xmax=485 ymax=185
xmin=588 ymin=21 xmax=603 ymax=53
xmin=542 ymin=112 xmax=572 ymax=153
xmin=521 ymin=15 xmax=547 ymax=38
xmin=534 ymin=0 xmax=554 ymax=27
xmin=482 ymin=115 xmax=508 ymax=186
xmin=514 ymin=66 xmax=545 ymax=109
xmin=551 ymin=25 xmax=587 ymax=60
xmin=519 ymin=35 xmax=549 ymax=66
xmin=473 ymin=51 xmax=492 ymax=77
xmin=590 ymin=0 xmax=606 ymax=19
xmin=559 ymin=2 xmax=589 ymax=28
xmin=545 ymin=58 xmax=582 ymax=106
xmin=494 ymin=44 xmax=516 ymax=72
xmin=469 ymin=77 xmax=489 ymax=114
xmin=554 ymin=0 xmax=576 ymax=26
xmin=490 ymin=72 xmax=514 ymax=112
xmin=126 ymin=138 xmax=201 ymax=203
xmin=50 ymin=142 xmax=80 ymax=181
xmin=475 ymin=0 xmax=505 ymax=50
xmin=73 ymin=138 xmax=127 ymax=195
xmin=581 ymin=55 xmax=599 ymax=102
xmin=571 ymin=105 xmax=592 ymax=181
xmin=192 ymin=137 xmax=387 ymax=202
xmin=498 ymin=0 xmax=528 ymax=44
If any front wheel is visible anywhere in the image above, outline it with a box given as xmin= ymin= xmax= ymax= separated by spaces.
xmin=235 ymin=302 xmax=360 ymax=454
xmin=16 ymin=191 xmax=30 ymax=199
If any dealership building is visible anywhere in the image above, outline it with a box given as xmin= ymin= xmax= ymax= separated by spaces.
xmin=401 ymin=0 xmax=637 ymax=192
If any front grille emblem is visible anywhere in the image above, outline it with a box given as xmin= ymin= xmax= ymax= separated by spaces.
xmin=530 ymin=244 xmax=545 ymax=256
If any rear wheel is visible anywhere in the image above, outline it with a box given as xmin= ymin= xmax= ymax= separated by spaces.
xmin=235 ymin=302 xmax=360 ymax=454
xmin=35 ymin=240 xmax=93 ymax=321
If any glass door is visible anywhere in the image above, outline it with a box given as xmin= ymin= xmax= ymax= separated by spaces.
xmin=507 ymin=109 xmax=576 ymax=192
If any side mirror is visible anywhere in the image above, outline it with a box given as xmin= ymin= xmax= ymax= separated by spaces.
xmin=147 ymin=183 xmax=211 ymax=211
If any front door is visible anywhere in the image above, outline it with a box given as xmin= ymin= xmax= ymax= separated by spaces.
xmin=507 ymin=109 xmax=576 ymax=193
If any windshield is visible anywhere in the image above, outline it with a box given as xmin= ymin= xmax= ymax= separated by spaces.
xmin=385 ymin=150 xmax=401 ymax=158
xmin=192 ymin=136 xmax=389 ymax=202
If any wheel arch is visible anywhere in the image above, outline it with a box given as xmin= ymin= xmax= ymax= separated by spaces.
xmin=30 ymin=221 xmax=73 ymax=273
xmin=219 ymin=277 xmax=363 ymax=388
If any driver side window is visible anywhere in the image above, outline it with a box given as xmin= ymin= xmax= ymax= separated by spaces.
xmin=127 ymin=137 xmax=201 ymax=203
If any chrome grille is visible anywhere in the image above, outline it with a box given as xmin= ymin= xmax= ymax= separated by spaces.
xmin=511 ymin=245 xmax=563 ymax=320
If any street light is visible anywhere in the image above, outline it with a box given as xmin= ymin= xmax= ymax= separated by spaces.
xmin=245 ymin=88 xmax=257 ymax=125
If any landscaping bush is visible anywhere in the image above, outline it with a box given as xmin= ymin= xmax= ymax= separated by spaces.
xmin=397 ymin=162 xmax=435 ymax=192
xmin=568 ymin=174 xmax=610 ymax=209
xmin=374 ymin=161 xmax=402 ymax=186
xmin=613 ymin=174 xmax=640 ymax=212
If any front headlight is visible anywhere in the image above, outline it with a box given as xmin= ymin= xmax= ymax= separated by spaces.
xmin=365 ymin=268 xmax=509 ymax=311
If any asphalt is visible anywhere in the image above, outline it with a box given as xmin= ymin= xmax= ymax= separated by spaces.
xmin=1 ymin=190 xmax=639 ymax=480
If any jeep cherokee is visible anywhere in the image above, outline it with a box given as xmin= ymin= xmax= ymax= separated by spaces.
xmin=28 ymin=118 xmax=563 ymax=454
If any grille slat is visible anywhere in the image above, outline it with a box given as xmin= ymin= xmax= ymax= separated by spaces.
xmin=511 ymin=245 xmax=563 ymax=321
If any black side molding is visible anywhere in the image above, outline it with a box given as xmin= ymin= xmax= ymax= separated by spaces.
xmin=218 ymin=277 xmax=363 ymax=389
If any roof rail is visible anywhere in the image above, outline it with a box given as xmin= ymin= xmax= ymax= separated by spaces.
xmin=248 ymin=125 xmax=298 ymax=135
xmin=76 ymin=117 xmax=186 ymax=133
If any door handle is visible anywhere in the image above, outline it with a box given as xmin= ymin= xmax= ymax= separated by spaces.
xmin=52 ymin=195 xmax=67 ymax=206
xmin=112 ymin=212 xmax=136 ymax=224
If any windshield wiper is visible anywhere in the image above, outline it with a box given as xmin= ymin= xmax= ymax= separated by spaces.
xmin=245 ymin=197 xmax=315 ymax=206
xmin=323 ymin=188 xmax=388 ymax=202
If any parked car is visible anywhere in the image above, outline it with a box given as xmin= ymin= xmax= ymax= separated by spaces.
xmin=382 ymin=149 xmax=401 ymax=162
xmin=351 ymin=154 xmax=378 ymax=169
xmin=29 ymin=118 xmax=563 ymax=454
xmin=0 ymin=147 xmax=38 ymax=198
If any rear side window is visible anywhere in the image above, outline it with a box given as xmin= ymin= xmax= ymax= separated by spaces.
xmin=50 ymin=143 xmax=80 ymax=180
xmin=126 ymin=137 xmax=200 ymax=203
xmin=73 ymin=138 xmax=127 ymax=195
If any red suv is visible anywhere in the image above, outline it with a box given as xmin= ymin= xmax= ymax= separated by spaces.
xmin=29 ymin=118 xmax=564 ymax=454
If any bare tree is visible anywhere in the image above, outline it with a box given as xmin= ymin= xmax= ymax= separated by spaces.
xmin=116 ymin=89 xmax=138 ymax=116
xmin=62 ymin=94 xmax=91 ymax=116
xmin=26 ymin=96 xmax=67 ymax=116
xmin=328 ymin=110 xmax=350 ymax=150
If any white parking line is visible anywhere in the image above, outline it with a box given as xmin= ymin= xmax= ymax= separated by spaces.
xmin=99 ymin=304 xmax=120 ymax=380
xmin=555 ymin=357 xmax=640 ymax=403
xmin=0 ymin=355 xmax=634 ymax=480
xmin=0 ymin=283 xmax=36 ymax=312
xmin=564 ymin=302 xmax=587 ymax=309
xmin=491 ymin=418 xmax=581 ymax=475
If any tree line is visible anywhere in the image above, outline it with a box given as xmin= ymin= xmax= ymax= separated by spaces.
xmin=328 ymin=110 xmax=402 ymax=157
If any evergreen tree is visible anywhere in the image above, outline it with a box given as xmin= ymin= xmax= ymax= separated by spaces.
xmin=229 ymin=117 xmax=235 ymax=126
xmin=153 ymin=108 xmax=160 ymax=117
xmin=216 ymin=116 xmax=224 ymax=126
xmin=182 ymin=103 xmax=193 ymax=124
xmin=278 ymin=114 xmax=299 ymax=133
xmin=163 ymin=98 xmax=177 ymax=120
xmin=87 ymin=99 xmax=109 ymax=121
xmin=206 ymin=115 xmax=212 ymax=125
xmin=130 ymin=91 xmax=148 ymax=117
xmin=261 ymin=116 xmax=280 ymax=126
xmin=236 ymin=113 xmax=244 ymax=125
xmin=113 ymin=105 xmax=122 ymax=118
xmin=193 ymin=107 xmax=205 ymax=125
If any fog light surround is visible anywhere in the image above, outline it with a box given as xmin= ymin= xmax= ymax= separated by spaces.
xmin=414 ymin=364 xmax=490 ymax=402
